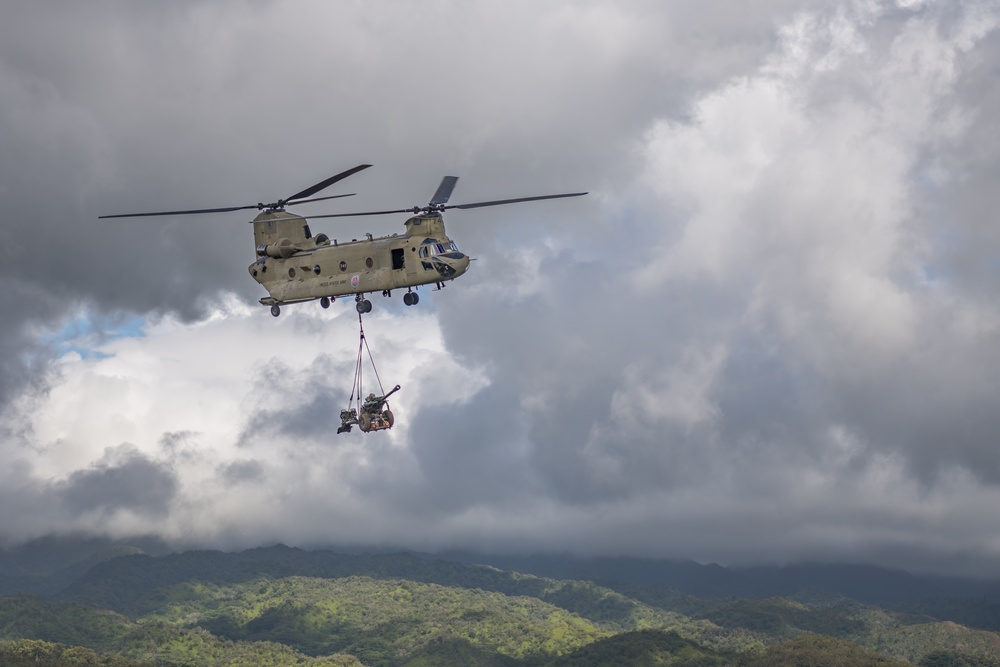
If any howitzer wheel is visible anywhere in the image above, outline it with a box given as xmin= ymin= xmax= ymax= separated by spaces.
xmin=358 ymin=412 xmax=372 ymax=432
xmin=383 ymin=409 xmax=394 ymax=428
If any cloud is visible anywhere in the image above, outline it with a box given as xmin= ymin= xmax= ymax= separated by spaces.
xmin=634 ymin=0 xmax=1000 ymax=484
xmin=216 ymin=459 xmax=266 ymax=486
xmin=57 ymin=445 xmax=178 ymax=520
xmin=2 ymin=0 xmax=1000 ymax=576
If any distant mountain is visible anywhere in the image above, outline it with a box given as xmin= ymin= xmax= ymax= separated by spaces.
xmin=3 ymin=535 xmax=996 ymax=606
xmin=6 ymin=543 xmax=1000 ymax=665
xmin=436 ymin=551 xmax=991 ymax=605
xmin=56 ymin=545 xmax=754 ymax=653
xmin=0 ymin=535 xmax=169 ymax=575
xmin=0 ymin=534 xmax=168 ymax=597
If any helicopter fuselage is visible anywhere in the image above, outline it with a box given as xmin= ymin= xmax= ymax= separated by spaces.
xmin=247 ymin=209 xmax=469 ymax=315
xmin=99 ymin=165 xmax=583 ymax=318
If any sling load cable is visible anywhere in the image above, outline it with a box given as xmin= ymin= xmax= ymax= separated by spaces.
xmin=350 ymin=311 xmax=386 ymax=409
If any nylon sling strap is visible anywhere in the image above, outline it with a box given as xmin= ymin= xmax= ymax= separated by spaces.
xmin=349 ymin=311 xmax=387 ymax=411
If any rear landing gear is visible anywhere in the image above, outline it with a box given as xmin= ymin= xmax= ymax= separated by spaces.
xmin=270 ymin=304 xmax=280 ymax=317
xmin=355 ymin=294 xmax=372 ymax=313
xmin=403 ymin=291 xmax=419 ymax=306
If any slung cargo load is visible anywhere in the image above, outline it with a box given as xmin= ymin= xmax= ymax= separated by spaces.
xmin=339 ymin=384 xmax=400 ymax=434
xmin=337 ymin=315 xmax=400 ymax=434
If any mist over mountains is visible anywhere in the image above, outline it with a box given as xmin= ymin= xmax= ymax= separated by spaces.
xmin=437 ymin=551 xmax=994 ymax=606
xmin=1 ymin=535 xmax=995 ymax=608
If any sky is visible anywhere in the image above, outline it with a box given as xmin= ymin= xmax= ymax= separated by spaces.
xmin=2 ymin=0 xmax=1000 ymax=576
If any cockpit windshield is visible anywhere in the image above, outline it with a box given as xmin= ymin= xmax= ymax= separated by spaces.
xmin=418 ymin=241 xmax=459 ymax=258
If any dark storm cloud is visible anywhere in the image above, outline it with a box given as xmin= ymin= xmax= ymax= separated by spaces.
xmin=57 ymin=446 xmax=178 ymax=518
xmin=5 ymin=0 xmax=1000 ymax=575
xmin=931 ymin=26 xmax=1000 ymax=299
xmin=388 ymin=384 xmax=539 ymax=513
xmin=350 ymin=241 xmax=738 ymax=514
xmin=0 ymin=0 xmax=813 ymax=415
xmin=217 ymin=459 xmax=266 ymax=485
xmin=236 ymin=354 xmax=349 ymax=446
xmin=327 ymin=1 xmax=1000 ymax=571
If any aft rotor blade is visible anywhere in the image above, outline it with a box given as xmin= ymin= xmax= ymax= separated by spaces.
xmin=448 ymin=192 xmax=588 ymax=210
xmin=290 ymin=207 xmax=420 ymax=220
xmin=429 ymin=176 xmax=459 ymax=205
xmin=285 ymin=164 xmax=372 ymax=202
xmin=263 ymin=191 xmax=588 ymax=222
xmin=283 ymin=192 xmax=356 ymax=206
xmin=99 ymin=203 xmax=260 ymax=219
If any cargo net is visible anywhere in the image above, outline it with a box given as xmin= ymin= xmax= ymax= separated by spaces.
xmin=338 ymin=313 xmax=399 ymax=434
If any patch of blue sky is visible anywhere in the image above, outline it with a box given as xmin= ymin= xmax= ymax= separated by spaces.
xmin=40 ymin=311 xmax=147 ymax=360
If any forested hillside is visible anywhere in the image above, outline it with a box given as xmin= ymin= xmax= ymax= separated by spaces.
xmin=2 ymin=543 xmax=1000 ymax=665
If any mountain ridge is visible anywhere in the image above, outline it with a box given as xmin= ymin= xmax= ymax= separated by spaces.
xmin=4 ymin=541 xmax=1000 ymax=665
xmin=4 ymin=537 xmax=998 ymax=607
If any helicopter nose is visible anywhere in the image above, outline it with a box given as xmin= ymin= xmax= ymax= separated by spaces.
xmin=452 ymin=253 xmax=471 ymax=275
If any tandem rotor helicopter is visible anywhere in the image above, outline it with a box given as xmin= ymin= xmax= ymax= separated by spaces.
xmin=100 ymin=165 xmax=587 ymax=316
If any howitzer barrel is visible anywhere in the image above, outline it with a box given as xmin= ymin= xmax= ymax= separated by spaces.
xmin=361 ymin=385 xmax=401 ymax=414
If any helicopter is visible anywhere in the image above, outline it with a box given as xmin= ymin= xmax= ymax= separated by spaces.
xmin=100 ymin=165 xmax=586 ymax=316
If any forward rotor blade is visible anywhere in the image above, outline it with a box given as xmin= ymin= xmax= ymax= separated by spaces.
xmin=285 ymin=164 xmax=372 ymax=202
xmin=99 ymin=203 xmax=260 ymax=219
xmin=429 ymin=176 xmax=459 ymax=205
xmin=449 ymin=191 xmax=588 ymax=210
xmin=99 ymin=164 xmax=371 ymax=219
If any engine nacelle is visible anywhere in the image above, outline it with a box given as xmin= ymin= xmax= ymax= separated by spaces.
xmin=257 ymin=238 xmax=295 ymax=259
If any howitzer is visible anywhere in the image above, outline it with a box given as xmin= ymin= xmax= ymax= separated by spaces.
xmin=339 ymin=384 xmax=401 ymax=434
xmin=362 ymin=384 xmax=401 ymax=413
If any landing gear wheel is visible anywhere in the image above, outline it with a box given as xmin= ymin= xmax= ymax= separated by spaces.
xmin=356 ymin=300 xmax=366 ymax=314
xmin=403 ymin=292 xmax=413 ymax=306
xmin=411 ymin=293 xmax=419 ymax=305
xmin=382 ymin=409 xmax=394 ymax=428
xmin=358 ymin=413 xmax=372 ymax=432
xmin=270 ymin=305 xmax=280 ymax=317
xmin=363 ymin=299 xmax=372 ymax=313
xmin=320 ymin=296 xmax=330 ymax=309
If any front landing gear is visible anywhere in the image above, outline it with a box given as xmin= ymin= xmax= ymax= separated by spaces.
xmin=355 ymin=294 xmax=372 ymax=313
xmin=403 ymin=291 xmax=420 ymax=306
xmin=270 ymin=304 xmax=280 ymax=317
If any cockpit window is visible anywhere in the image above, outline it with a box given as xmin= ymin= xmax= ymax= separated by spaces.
xmin=418 ymin=241 xmax=459 ymax=258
